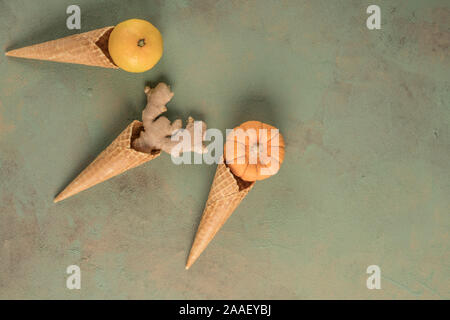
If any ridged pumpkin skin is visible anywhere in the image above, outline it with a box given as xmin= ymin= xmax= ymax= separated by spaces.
xmin=224 ymin=121 xmax=285 ymax=181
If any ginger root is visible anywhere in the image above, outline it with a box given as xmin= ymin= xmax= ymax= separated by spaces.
xmin=132 ymin=83 xmax=207 ymax=156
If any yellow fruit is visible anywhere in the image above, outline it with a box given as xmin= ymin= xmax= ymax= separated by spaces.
xmin=108 ymin=19 xmax=163 ymax=73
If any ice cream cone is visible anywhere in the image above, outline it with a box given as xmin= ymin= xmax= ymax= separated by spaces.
xmin=54 ymin=121 xmax=160 ymax=203
xmin=6 ymin=26 xmax=118 ymax=69
xmin=186 ymin=161 xmax=255 ymax=269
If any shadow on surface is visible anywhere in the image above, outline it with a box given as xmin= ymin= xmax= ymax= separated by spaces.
xmin=230 ymin=91 xmax=281 ymax=129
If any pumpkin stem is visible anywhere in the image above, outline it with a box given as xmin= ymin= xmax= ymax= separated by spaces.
xmin=137 ymin=39 xmax=146 ymax=47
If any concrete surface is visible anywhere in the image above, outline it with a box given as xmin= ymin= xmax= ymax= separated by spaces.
xmin=0 ymin=0 xmax=448 ymax=299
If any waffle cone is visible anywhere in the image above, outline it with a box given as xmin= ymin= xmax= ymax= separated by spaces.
xmin=6 ymin=27 xmax=118 ymax=69
xmin=54 ymin=121 xmax=160 ymax=203
xmin=186 ymin=162 xmax=255 ymax=269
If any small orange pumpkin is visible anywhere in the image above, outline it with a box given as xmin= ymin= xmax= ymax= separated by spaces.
xmin=224 ymin=121 xmax=285 ymax=181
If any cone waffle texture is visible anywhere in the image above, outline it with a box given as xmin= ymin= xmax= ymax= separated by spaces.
xmin=6 ymin=27 xmax=118 ymax=68
xmin=54 ymin=121 xmax=160 ymax=203
xmin=186 ymin=162 xmax=255 ymax=269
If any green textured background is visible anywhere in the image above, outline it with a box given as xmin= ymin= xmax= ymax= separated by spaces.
xmin=0 ymin=0 xmax=449 ymax=299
